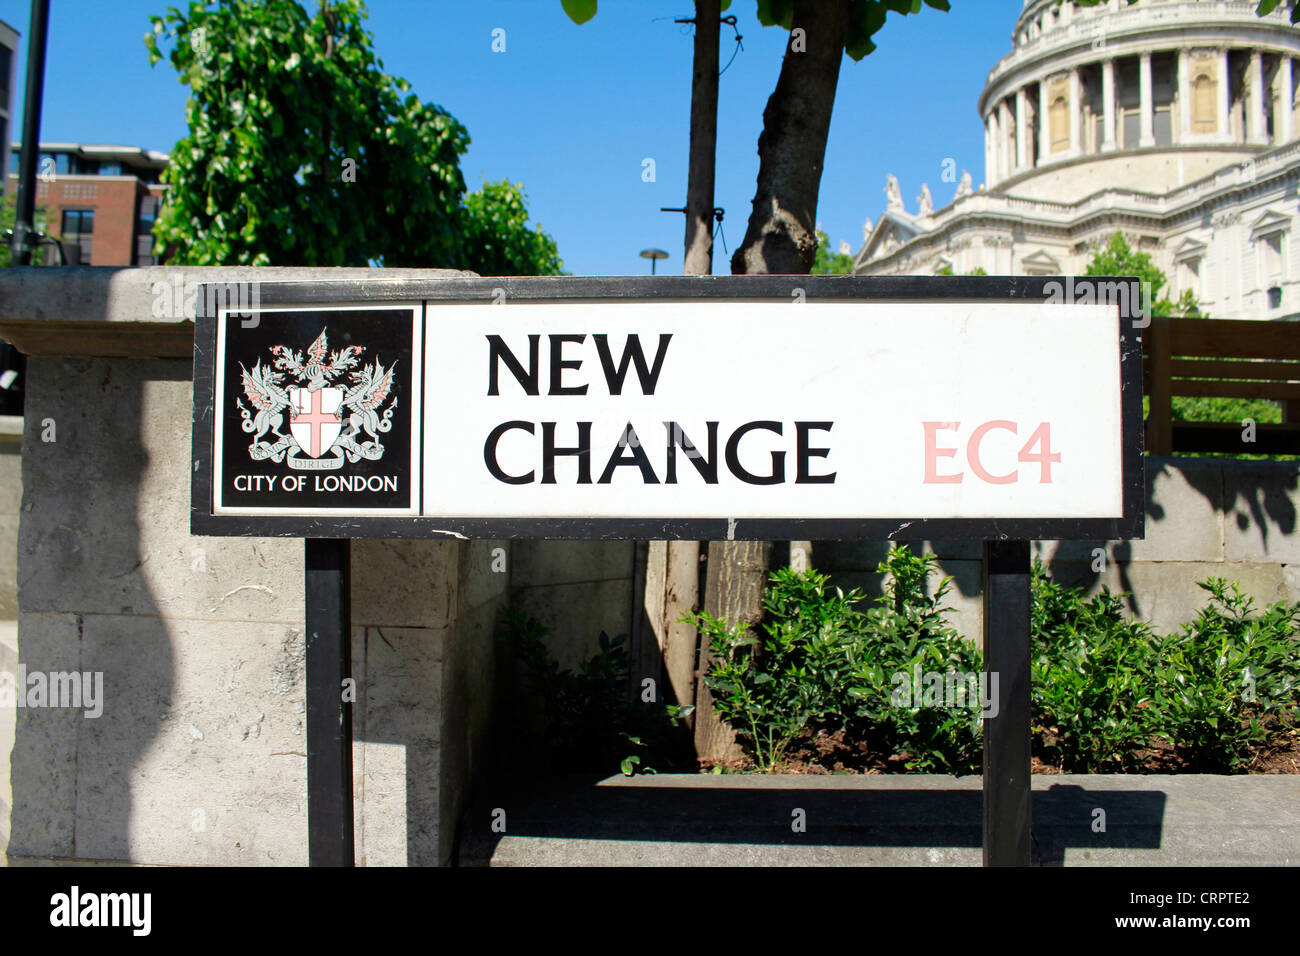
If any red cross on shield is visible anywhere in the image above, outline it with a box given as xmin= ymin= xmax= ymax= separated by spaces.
xmin=289 ymin=387 xmax=343 ymax=458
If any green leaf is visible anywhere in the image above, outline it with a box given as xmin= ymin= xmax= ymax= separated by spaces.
xmin=755 ymin=0 xmax=794 ymax=29
xmin=561 ymin=0 xmax=598 ymax=25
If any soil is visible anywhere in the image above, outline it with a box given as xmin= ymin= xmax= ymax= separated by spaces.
xmin=707 ymin=719 xmax=1300 ymax=775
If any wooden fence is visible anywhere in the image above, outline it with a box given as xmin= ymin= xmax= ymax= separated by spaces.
xmin=1142 ymin=315 xmax=1300 ymax=456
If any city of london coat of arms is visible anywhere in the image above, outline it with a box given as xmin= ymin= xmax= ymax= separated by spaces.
xmin=237 ymin=328 xmax=398 ymax=471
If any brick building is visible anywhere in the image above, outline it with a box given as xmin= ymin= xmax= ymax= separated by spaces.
xmin=0 ymin=21 xmax=15 ymax=195
xmin=6 ymin=143 xmax=168 ymax=266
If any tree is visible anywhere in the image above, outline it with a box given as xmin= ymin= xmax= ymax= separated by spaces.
xmin=731 ymin=0 xmax=949 ymax=275
xmin=1081 ymin=232 xmax=1282 ymax=429
xmin=146 ymin=0 xmax=563 ymax=274
xmin=1084 ymin=231 xmax=1201 ymax=318
xmin=810 ymin=229 xmax=854 ymax=275
xmin=460 ymin=180 xmax=567 ymax=277
xmin=562 ymin=0 xmax=950 ymax=763
xmin=0 ymin=197 xmax=48 ymax=268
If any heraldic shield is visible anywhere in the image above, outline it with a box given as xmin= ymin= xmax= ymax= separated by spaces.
xmin=289 ymin=386 xmax=344 ymax=459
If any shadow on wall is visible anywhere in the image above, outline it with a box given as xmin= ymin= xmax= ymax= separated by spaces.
xmin=8 ymin=358 xmax=174 ymax=863
xmin=1039 ymin=456 xmax=1298 ymax=622
xmin=816 ymin=456 xmax=1299 ymax=630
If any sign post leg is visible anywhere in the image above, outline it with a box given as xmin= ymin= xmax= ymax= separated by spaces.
xmin=982 ymin=539 xmax=1032 ymax=866
xmin=305 ymin=538 xmax=354 ymax=867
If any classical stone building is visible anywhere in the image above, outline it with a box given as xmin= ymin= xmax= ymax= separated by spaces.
xmin=856 ymin=0 xmax=1299 ymax=320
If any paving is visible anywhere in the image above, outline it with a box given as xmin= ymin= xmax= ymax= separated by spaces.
xmin=457 ymin=772 xmax=1300 ymax=867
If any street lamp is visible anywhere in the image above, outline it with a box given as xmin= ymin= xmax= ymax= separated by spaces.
xmin=639 ymin=248 xmax=669 ymax=275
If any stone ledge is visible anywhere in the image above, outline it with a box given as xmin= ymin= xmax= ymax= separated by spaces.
xmin=0 ymin=266 xmax=473 ymax=358
xmin=461 ymin=772 xmax=1300 ymax=867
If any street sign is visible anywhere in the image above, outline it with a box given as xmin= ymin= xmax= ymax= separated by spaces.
xmin=192 ymin=276 xmax=1144 ymax=541
xmin=191 ymin=274 xmax=1146 ymax=869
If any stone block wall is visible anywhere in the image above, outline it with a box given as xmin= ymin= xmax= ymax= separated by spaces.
xmin=817 ymin=456 xmax=1300 ymax=647
xmin=0 ymin=267 xmax=508 ymax=866
xmin=510 ymin=541 xmax=637 ymax=671
xmin=0 ymin=414 xmax=19 ymax=850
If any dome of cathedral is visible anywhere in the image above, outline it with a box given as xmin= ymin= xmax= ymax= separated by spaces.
xmin=856 ymin=1 xmax=1299 ymax=320
xmin=980 ymin=0 xmax=1295 ymax=201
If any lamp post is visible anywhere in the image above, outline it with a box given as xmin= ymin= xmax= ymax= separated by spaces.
xmin=639 ymin=248 xmax=669 ymax=275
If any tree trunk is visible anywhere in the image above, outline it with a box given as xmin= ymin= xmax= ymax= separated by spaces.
xmin=693 ymin=1 xmax=848 ymax=765
xmin=695 ymin=539 xmax=773 ymax=764
xmin=641 ymin=0 xmax=720 ymax=742
xmin=730 ymin=0 xmax=849 ymax=276
xmin=684 ymin=0 xmax=720 ymax=275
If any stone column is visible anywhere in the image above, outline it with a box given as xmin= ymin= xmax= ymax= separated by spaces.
xmin=1039 ymin=79 xmax=1051 ymax=163
xmin=1070 ymin=67 xmax=1082 ymax=156
xmin=986 ymin=111 xmax=998 ymax=187
xmin=1102 ymin=58 xmax=1117 ymax=150
xmin=1280 ymin=56 xmax=1295 ymax=143
xmin=1178 ymin=49 xmax=1191 ymax=141
xmin=1218 ymin=48 xmax=1231 ymax=140
xmin=1248 ymin=50 xmax=1267 ymax=144
xmin=1000 ymin=99 xmax=1015 ymax=178
xmin=1139 ymin=52 xmax=1155 ymax=147
xmin=1016 ymin=87 xmax=1029 ymax=169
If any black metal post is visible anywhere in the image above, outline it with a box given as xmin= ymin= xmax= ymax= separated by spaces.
xmin=12 ymin=0 xmax=51 ymax=266
xmin=982 ymin=539 xmax=1032 ymax=866
xmin=305 ymin=538 xmax=354 ymax=867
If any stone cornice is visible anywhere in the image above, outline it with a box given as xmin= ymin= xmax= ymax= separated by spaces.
xmin=858 ymin=139 xmax=1300 ymax=274
xmin=0 ymin=266 xmax=473 ymax=358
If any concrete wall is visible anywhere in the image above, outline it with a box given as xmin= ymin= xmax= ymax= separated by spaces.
xmin=510 ymin=541 xmax=636 ymax=672
xmin=0 ymin=414 xmax=17 ymax=851
xmin=0 ymin=267 xmax=509 ymax=866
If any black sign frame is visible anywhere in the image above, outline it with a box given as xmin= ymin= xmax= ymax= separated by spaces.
xmin=191 ymin=275 xmax=1145 ymax=541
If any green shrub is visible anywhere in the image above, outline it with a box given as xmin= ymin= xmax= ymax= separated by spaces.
xmin=842 ymin=547 xmax=984 ymax=774
xmin=1030 ymin=561 xmax=1161 ymax=771
xmin=690 ymin=547 xmax=983 ymax=773
xmin=1031 ymin=565 xmax=1300 ymax=772
xmin=1147 ymin=579 xmax=1300 ymax=770
xmin=495 ymin=608 xmax=691 ymax=774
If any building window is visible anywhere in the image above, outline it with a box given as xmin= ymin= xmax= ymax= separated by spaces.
xmin=135 ymin=195 xmax=160 ymax=266
xmin=1260 ymin=232 xmax=1283 ymax=279
xmin=1049 ymin=95 xmax=1069 ymax=153
xmin=1122 ymin=110 xmax=1140 ymax=148
xmin=1118 ymin=59 xmax=1141 ymax=148
xmin=60 ymin=208 xmax=94 ymax=264
xmin=1192 ymin=73 xmax=1216 ymax=132
xmin=1177 ymin=257 xmax=1201 ymax=299
xmin=1154 ymin=107 xmax=1173 ymax=146
xmin=40 ymin=152 xmax=71 ymax=176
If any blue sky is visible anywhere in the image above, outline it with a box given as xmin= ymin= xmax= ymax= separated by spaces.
xmin=3 ymin=0 xmax=1018 ymax=275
